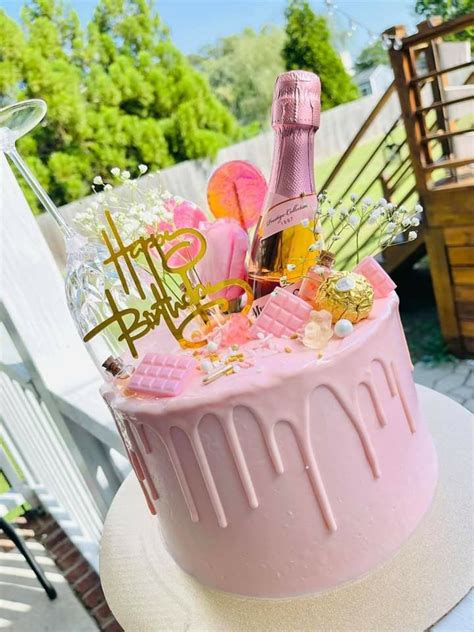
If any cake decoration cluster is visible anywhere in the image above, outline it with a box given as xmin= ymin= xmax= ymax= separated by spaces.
xmin=70 ymin=163 xmax=421 ymax=397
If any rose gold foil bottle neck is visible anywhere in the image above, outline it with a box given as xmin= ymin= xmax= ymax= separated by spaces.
xmin=272 ymin=70 xmax=321 ymax=129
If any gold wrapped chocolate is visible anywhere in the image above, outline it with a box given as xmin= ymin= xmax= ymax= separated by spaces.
xmin=315 ymin=272 xmax=374 ymax=324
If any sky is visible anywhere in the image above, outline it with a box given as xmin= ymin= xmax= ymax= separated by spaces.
xmin=0 ymin=0 xmax=417 ymax=58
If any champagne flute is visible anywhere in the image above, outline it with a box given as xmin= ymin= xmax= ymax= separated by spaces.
xmin=0 ymin=99 xmax=129 ymax=377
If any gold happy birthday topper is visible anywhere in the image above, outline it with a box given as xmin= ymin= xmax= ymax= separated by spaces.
xmin=84 ymin=211 xmax=253 ymax=357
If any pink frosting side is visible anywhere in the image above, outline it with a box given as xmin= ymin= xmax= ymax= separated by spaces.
xmin=102 ymin=295 xmax=438 ymax=598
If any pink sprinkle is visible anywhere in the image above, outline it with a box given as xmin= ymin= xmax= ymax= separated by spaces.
xmin=128 ymin=353 xmax=197 ymax=398
xmin=353 ymin=256 xmax=396 ymax=299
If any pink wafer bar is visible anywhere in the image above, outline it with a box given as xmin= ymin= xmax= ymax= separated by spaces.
xmin=128 ymin=353 xmax=197 ymax=398
xmin=353 ymin=256 xmax=396 ymax=299
xmin=250 ymin=289 xmax=312 ymax=338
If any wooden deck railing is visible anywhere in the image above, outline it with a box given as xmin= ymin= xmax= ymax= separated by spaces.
xmin=320 ymin=13 xmax=473 ymax=355
xmin=319 ymin=82 xmax=424 ymax=274
xmin=384 ymin=14 xmax=474 ymax=356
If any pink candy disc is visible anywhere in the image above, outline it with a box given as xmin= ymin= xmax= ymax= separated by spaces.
xmin=353 ymin=256 xmax=396 ymax=299
xmin=250 ymin=289 xmax=313 ymax=339
xmin=207 ymin=160 xmax=267 ymax=230
xmin=128 ymin=353 xmax=197 ymax=398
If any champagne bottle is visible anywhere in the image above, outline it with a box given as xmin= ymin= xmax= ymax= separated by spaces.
xmin=248 ymin=70 xmax=321 ymax=305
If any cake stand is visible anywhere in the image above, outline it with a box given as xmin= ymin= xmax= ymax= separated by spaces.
xmin=99 ymin=385 xmax=473 ymax=631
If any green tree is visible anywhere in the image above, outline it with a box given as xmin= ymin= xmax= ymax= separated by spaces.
xmin=414 ymin=0 xmax=474 ymax=46
xmin=355 ymin=41 xmax=388 ymax=73
xmin=282 ymin=0 xmax=359 ymax=110
xmin=191 ymin=26 xmax=285 ymax=129
xmin=0 ymin=0 xmax=240 ymax=210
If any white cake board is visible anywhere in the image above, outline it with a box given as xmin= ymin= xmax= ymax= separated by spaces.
xmin=100 ymin=385 xmax=473 ymax=631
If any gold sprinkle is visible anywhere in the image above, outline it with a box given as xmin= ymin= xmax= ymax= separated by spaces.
xmin=208 ymin=353 xmax=220 ymax=362
xmin=284 ymin=347 xmax=292 ymax=353
xmin=290 ymin=334 xmax=298 ymax=339
xmin=231 ymin=344 xmax=239 ymax=351
xmin=225 ymin=353 xmax=245 ymax=364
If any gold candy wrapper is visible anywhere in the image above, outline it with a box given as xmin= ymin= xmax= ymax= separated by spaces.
xmin=315 ymin=272 xmax=374 ymax=324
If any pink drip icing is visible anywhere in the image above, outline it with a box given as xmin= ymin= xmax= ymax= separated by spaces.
xmin=391 ymin=361 xmax=417 ymax=434
xmin=190 ymin=426 xmax=228 ymax=528
xmin=361 ymin=379 xmax=388 ymax=427
xmin=323 ymin=384 xmax=381 ymax=479
xmin=127 ymin=355 xmax=418 ymax=530
xmin=222 ymin=413 xmax=259 ymax=509
xmin=163 ymin=430 xmax=199 ymax=523
xmin=124 ymin=419 xmax=159 ymax=501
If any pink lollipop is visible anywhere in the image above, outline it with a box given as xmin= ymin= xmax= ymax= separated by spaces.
xmin=207 ymin=160 xmax=267 ymax=230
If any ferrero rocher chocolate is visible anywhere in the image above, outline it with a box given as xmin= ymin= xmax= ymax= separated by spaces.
xmin=315 ymin=272 xmax=374 ymax=324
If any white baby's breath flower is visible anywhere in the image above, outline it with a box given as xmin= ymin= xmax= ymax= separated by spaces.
xmin=392 ymin=210 xmax=401 ymax=222
xmin=314 ymin=221 xmax=323 ymax=233
xmin=300 ymin=218 xmax=310 ymax=227
xmin=339 ymin=207 xmax=349 ymax=218
xmin=138 ymin=164 xmax=148 ymax=174
xmin=104 ymin=183 xmax=113 ymax=191
xmin=287 ymin=263 xmax=296 ymax=271
xmin=415 ymin=204 xmax=423 ymax=213
xmin=410 ymin=217 xmax=420 ymax=227
xmin=110 ymin=167 xmax=120 ymax=177
xmin=350 ymin=193 xmax=357 ymax=202
xmin=313 ymin=265 xmax=325 ymax=275
xmin=378 ymin=198 xmax=388 ymax=207
xmin=308 ymin=240 xmax=323 ymax=252
xmin=399 ymin=205 xmax=407 ymax=213
xmin=385 ymin=222 xmax=397 ymax=234
xmin=348 ymin=214 xmax=360 ymax=227
xmin=386 ymin=202 xmax=396 ymax=211
xmin=402 ymin=217 xmax=411 ymax=227
xmin=121 ymin=170 xmax=131 ymax=180
xmin=279 ymin=276 xmax=288 ymax=285
xmin=408 ymin=231 xmax=418 ymax=241
xmin=327 ymin=207 xmax=335 ymax=217
xmin=368 ymin=208 xmax=382 ymax=224
xmin=362 ymin=197 xmax=373 ymax=205
xmin=93 ymin=175 xmax=103 ymax=185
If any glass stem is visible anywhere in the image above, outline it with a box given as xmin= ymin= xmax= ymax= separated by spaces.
xmin=7 ymin=147 xmax=74 ymax=238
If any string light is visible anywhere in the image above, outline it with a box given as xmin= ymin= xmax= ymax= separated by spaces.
xmin=323 ymin=0 xmax=404 ymax=50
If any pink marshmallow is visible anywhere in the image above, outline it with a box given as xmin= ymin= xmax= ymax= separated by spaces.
xmin=128 ymin=353 xmax=197 ymax=398
xmin=353 ymin=256 xmax=396 ymax=299
xmin=250 ymin=289 xmax=313 ymax=339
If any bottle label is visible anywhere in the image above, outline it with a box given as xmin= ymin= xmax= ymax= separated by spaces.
xmin=261 ymin=193 xmax=318 ymax=239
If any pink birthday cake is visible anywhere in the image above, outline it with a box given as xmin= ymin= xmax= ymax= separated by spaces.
xmin=101 ymin=287 xmax=438 ymax=598
xmin=71 ymin=71 xmax=437 ymax=599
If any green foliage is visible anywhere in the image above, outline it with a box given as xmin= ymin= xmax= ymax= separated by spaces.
xmin=282 ymin=0 xmax=359 ymax=110
xmin=190 ymin=26 xmax=285 ymax=128
xmin=414 ymin=0 xmax=474 ymax=47
xmin=0 ymin=0 xmax=239 ymax=211
xmin=355 ymin=40 xmax=388 ymax=73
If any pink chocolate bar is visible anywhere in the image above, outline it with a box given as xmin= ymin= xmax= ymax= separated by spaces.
xmin=250 ymin=289 xmax=312 ymax=338
xmin=353 ymin=256 xmax=396 ymax=299
xmin=128 ymin=353 xmax=197 ymax=397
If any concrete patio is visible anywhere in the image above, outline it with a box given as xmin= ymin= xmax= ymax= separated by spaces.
xmin=0 ymin=537 xmax=97 ymax=631
xmin=414 ymin=359 xmax=474 ymax=413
